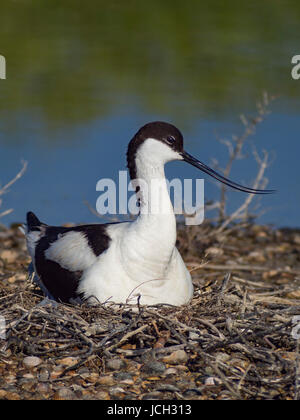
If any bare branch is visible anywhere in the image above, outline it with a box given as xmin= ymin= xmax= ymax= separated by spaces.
xmin=218 ymin=93 xmax=275 ymax=221
xmin=215 ymin=150 xmax=269 ymax=234
xmin=0 ymin=160 xmax=28 ymax=219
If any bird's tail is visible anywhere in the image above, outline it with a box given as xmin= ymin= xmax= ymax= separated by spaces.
xmin=19 ymin=212 xmax=43 ymax=236
xmin=24 ymin=212 xmax=45 ymax=259
xmin=26 ymin=211 xmax=42 ymax=232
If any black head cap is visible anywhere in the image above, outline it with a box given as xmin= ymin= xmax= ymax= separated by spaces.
xmin=127 ymin=121 xmax=183 ymax=180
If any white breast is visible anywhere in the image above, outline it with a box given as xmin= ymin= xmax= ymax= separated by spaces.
xmin=77 ymin=221 xmax=193 ymax=306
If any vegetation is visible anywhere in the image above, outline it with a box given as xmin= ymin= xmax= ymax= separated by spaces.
xmin=0 ymin=0 xmax=299 ymax=134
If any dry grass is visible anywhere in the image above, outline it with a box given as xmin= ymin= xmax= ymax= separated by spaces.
xmin=0 ymin=223 xmax=300 ymax=400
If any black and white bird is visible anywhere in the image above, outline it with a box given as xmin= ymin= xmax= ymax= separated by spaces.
xmin=25 ymin=121 xmax=273 ymax=306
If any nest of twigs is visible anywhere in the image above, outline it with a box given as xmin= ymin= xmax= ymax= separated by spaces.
xmin=1 ymin=222 xmax=300 ymax=400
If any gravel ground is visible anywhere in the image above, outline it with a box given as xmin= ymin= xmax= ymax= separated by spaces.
xmin=0 ymin=222 xmax=300 ymax=400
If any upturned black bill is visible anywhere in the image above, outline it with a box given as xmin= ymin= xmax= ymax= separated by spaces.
xmin=182 ymin=151 xmax=275 ymax=194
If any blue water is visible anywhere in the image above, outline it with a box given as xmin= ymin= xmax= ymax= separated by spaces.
xmin=1 ymin=107 xmax=299 ymax=228
xmin=0 ymin=1 xmax=300 ymax=228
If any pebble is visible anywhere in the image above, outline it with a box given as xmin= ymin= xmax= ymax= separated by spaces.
xmin=142 ymin=391 xmax=163 ymax=400
xmin=120 ymin=378 xmax=134 ymax=385
xmin=95 ymin=390 xmax=110 ymax=400
xmin=98 ymin=375 xmax=115 ymax=386
xmin=215 ymin=352 xmax=230 ymax=363
xmin=141 ymin=360 xmax=166 ymax=375
xmin=189 ymin=331 xmax=199 ymax=341
xmin=175 ymin=364 xmax=189 ymax=371
xmin=113 ymin=372 xmax=133 ymax=381
xmin=157 ymin=383 xmax=180 ymax=392
xmin=206 ymin=247 xmax=224 ymax=256
xmin=163 ymin=367 xmax=177 ymax=376
xmin=7 ymin=275 xmax=16 ymax=284
xmin=248 ymin=251 xmax=266 ymax=262
xmin=106 ymin=357 xmax=126 ymax=371
xmin=20 ymin=373 xmax=35 ymax=380
xmin=57 ymin=357 xmax=78 ymax=367
xmin=53 ymin=387 xmax=76 ymax=400
xmin=38 ymin=369 xmax=50 ymax=382
xmin=50 ymin=366 xmax=64 ymax=380
xmin=36 ymin=383 xmax=51 ymax=394
xmin=23 ymin=356 xmax=43 ymax=368
xmin=0 ymin=390 xmax=7 ymax=398
xmin=162 ymin=350 xmax=188 ymax=365
xmin=109 ymin=386 xmax=126 ymax=397
xmin=83 ymin=372 xmax=99 ymax=383
xmin=204 ymin=376 xmax=222 ymax=386
xmin=0 ymin=249 xmax=18 ymax=263
xmin=1 ymin=391 xmax=20 ymax=400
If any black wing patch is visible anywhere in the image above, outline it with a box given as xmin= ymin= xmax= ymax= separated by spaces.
xmin=33 ymin=223 xmax=111 ymax=303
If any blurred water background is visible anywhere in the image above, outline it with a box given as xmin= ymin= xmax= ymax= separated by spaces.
xmin=0 ymin=0 xmax=299 ymax=227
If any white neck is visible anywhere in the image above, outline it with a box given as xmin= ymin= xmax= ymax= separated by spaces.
xmin=136 ymin=163 xmax=174 ymax=218
xmin=121 ymin=138 xmax=183 ymax=282
xmin=134 ymin=138 xmax=182 ymax=224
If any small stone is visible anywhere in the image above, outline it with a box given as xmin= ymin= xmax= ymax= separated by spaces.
xmin=248 ymin=251 xmax=266 ymax=262
xmin=163 ymin=367 xmax=177 ymax=376
xmin=95 ymin=390 xmax=110 ymax=400
xmin=120 ymin=379 xmax=134 ymax=385
xmin=83 ymin=372 xmax=99 ymax=383
xmin=215 ymin=352 xmax=230 ymax=363
xmin=6 ymin=374 xmax=16 ymax=384
xmin=287 ymin=290 xmax=300 ymax=299
xmin=21 ymin=373 xmax=35 ymax=379
xmin=23 ymin=356 xmax=43 ymax=368
xmin=50 ymin=366 xmax=64 ymax=380
xmin=206 ymin=247 xmax=224 ymax=256
xmin=57 ymin=357 xmax=78 ymax=367
xmin=3 ymin=391 xmax=20 ymax=400
xmin=38 ymin=369 xmax=50 ymax=382
xmin=141 ymin=360 xmax=166 ymax=375
xmin=175 ymin=364 xmax=189 ymax=371
xmin=7 ymin=275 xmax=16 ymax=284
xmin=189 ymin=331 xmax=199 ymax=341
xmin=113 ymin=372 xmax=133 ymax=381
xmin=71 ymin=384 xmax=84 ymax=393
xmin=109 ymin=386 xmax=126 ymax=397
xmin=204 ymin=376 xmax=222 ymax=386
xmin=106 ymin=358 xmax=126 ymax=371
xmin=142 ymin=391 xmax=163 ymax=400
xmin=16 ymin=273 xmax=27 ymax=282
xmin=162 ymin=350 xmax=189 ymax=365
xmin=36 ymin=383 xmax=51 ymax=394
xmin=78 ymin=367 xmax=91 ymax=379
xmin=0 ymin=249 xmax=18 ymax=263
xmin=98 ymin=375 xmax=115 ymax=386
xmin=157 ymin=383 xmax=180 ymax=392
xmin=0 ymin=389 xmax=7 ymax=398
xmin=262 ymin=269 xmax=278 ymax=280
xmin=53 ymin=387 xmax=76 ymax=400
xmin=205 ymin=366 xmax=214 ymax=376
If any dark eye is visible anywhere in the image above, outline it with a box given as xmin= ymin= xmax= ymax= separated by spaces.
xmin=167 ymin=135 xmax=176 ymax=144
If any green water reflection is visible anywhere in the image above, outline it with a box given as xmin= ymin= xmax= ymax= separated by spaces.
xmin=0 ymin=0 xmax=299 ymax=136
